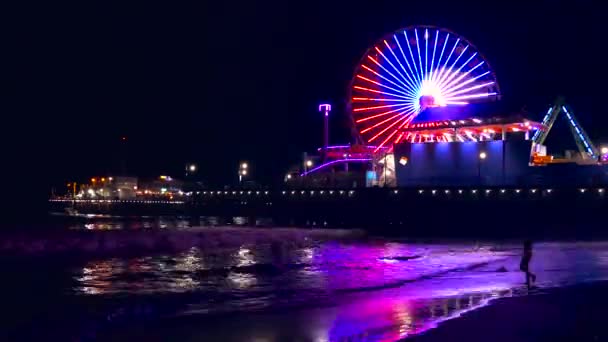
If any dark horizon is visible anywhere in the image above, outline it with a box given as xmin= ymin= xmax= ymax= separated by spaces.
xmin=10 ymin=0 xmax=608 ymax=197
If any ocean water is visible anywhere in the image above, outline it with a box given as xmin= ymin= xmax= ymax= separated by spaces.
xmin=3 ymin=223 xmax=608 ymax=341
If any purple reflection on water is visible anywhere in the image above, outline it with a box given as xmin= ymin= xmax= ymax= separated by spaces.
xmin=69 ymin=241 xmax=608 ymax=340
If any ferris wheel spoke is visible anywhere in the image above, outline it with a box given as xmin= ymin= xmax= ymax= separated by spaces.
xmin=444 ymin=81 xmax=495 ymax=98
xmin=368 ymin=112 xmax=414 ymax=143
xmin=360 ymin=107 xmax=413 ymax=134
xmin=444 ymin=92 xmax=497 ymax=102
xmin=440 ymin=63 xmax=486 ymax=94
xmin=438 ymin=51 xmax=477 ymax=90
xmin=436 ymin=45 xmax=470 ymax=88
xmin=353 ymin=103 xmax=410 ymax=112
xmin=394 ymin=34 xmax=420 ymax=89
xmin=376 ymin=45 xmax=418 ymax=92
xmin=431 ymin=32 xmax=450 ymax=82
xmin=354 ymin=85 xmax=414 ymax=100
xmin=442 ymin=70 xmax=491 ymax=95
xmin=384 ymin=40 xmax=419 ymax=90
xmin=361 ymin=64 xmax=414 ymax=97
xmin=365 ymin=58 xmax=416 ymax=96
xmin=355 ymin=105 xmax=415 ymax=123
xmin=352 ymin=26 xmax=500 ymax=144
xmin=353 ymin=97 xmax=412 ymax=102
xmin=415 ymin=29 xmax=424 ymax=81
xmin=424 ymin=29 xmax=429 ymax=81
xmin=356 ymin=75 xmax=415 ymax=98
xmin=404 ymin=31 xmax=423 ymax=85
xmin=374 ymin=115 xmax=415 ymax=151
xmin=429 ymin=30 xmax=439 ymax=81
xmin=367 ymin=56 xmax=409 ymax=91
xmin=434 ymin=38 xmax=460 ymax=86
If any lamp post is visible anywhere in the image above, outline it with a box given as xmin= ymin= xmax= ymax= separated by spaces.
xmin=599 ymin=147 xmax=608 ymax=163
xmin=239 ymin=162 xmax=248 ymax=185
xmin=186 ymin=163 xmax=197 ymax=177
xmin=478 ymin=151 xmax=487 ymax=184
xmin=304 ymin=159 xmax=313 ymax=174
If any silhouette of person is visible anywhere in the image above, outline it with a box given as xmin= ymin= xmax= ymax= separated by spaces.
xmin=520 ymin=240 xmax=536 ymax=288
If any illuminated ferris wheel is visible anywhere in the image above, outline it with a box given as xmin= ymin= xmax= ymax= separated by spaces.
xmin=349 ymin=26 xmax=500 ymax=151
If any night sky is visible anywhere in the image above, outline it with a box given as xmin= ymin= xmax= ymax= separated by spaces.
xmin=10 ymin=0 xmax=607 ymax=203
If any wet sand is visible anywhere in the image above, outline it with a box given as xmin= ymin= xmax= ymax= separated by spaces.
xmin=409 ymin=281 xmax=608 ymax=342
xmin=99 ymin=281 xmax=608 ymax=341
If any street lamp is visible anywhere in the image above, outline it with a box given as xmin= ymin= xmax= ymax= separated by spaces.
xmin=239 ymin=162 xmax=249 ymax=185
xmin=478 ymin=151 xmax=486 ymax=184
xmin=601 ymin=147 xmax=608 ymax=155
xmin=188 ymin=164 xmax=197 ymax=172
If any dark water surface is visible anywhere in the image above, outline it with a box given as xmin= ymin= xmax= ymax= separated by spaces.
xmin=4 ymin=218 xmax=608 ymax=341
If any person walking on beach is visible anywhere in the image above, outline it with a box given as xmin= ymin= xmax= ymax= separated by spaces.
xmin=520 ymin=240 xmax=536 ymax=288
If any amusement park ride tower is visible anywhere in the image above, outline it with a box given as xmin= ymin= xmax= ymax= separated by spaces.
xmin=319 ymin=104 xmax=331 ymax=161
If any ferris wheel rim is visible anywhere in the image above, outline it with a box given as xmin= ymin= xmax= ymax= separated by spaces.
xmin=347 ymin=25 xmax=501 ymax=149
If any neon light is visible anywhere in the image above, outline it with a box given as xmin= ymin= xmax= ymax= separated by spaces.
xmin=368 ymin=54 xmax=414 ymax=96
xmin=415 ymin=29 xmax=424 ymax=80
xmin=394 ymin=34 xmax=420 ymax=85
xmin=363 ymin=61 xmax=412 ymax=95
xmin=361 ymin=110 xmax=409 ymax=133
xmin=353 ymin=97 xmax=410 ymax=102
xmin=436 ymin=45 xmax=470 ymax=87
xmin=444 ymin=81 xmax=495 ymax=97
xmin=445 ymin=92 xmax=497 ymax=101
xmin=352 ymin=27 xmax=500 ymax=146
xmin=319 ymin=104 xmax=331 ymax=112
xmin=317 ymin=145 xmax=350 ymax=150
xmin=356 ymin=74 xmax=413 ymax=96
xmin=352 ymin=97 xmax=411 ymax=102
xmin=353 ymin=103 xmax=408 ymax=112
xmin=440 ymin=60 xmax=484 ymax=92
xmin=356 ymin=106 xmax=414 ymax=123
xmin=429 ymin=29 xmax=439 ymax=81
xmin=375 ymin=116 xmax=415 ymax=151
xmin=368 ymin=112 xmax=413 ymax=142
xmin=404 ymin=30 xmax=422 ymax=83
xmin=375 ymin=45 xmax=416 ymax=91
xmin=425 ymin=28 xmax=429 ymax=79
xmin=384 ymin=40 xmax=418 ymax=89
xmin=434 ymin=38 xmax=460 ymax=84
xmin=359 ymin=104 xmax=415 ymax=130
xmin=442 ymin=70 xmax=490 ymax=94
xmin=354 ymin=85 xmax=413 ymax=100
xmin=432 ymin=32 xmax=450 ymax=82
xmin=438 ymin=52 xmax=477 ymax=90
xmin=301 ymin=158 xmax=372 ymax=176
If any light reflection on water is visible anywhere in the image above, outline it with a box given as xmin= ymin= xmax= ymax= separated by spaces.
xmin=67 ymin=241 xmax=608 ymax=340
xmin=64 ymin=216 xmax=274 ymax=230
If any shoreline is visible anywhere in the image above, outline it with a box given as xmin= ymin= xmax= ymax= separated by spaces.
xmin=407 ymin=281 xmax=608 ymax=341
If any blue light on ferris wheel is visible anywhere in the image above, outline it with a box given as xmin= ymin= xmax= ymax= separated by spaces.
xmin=351 ymin=26 xmax=500 ymax=150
